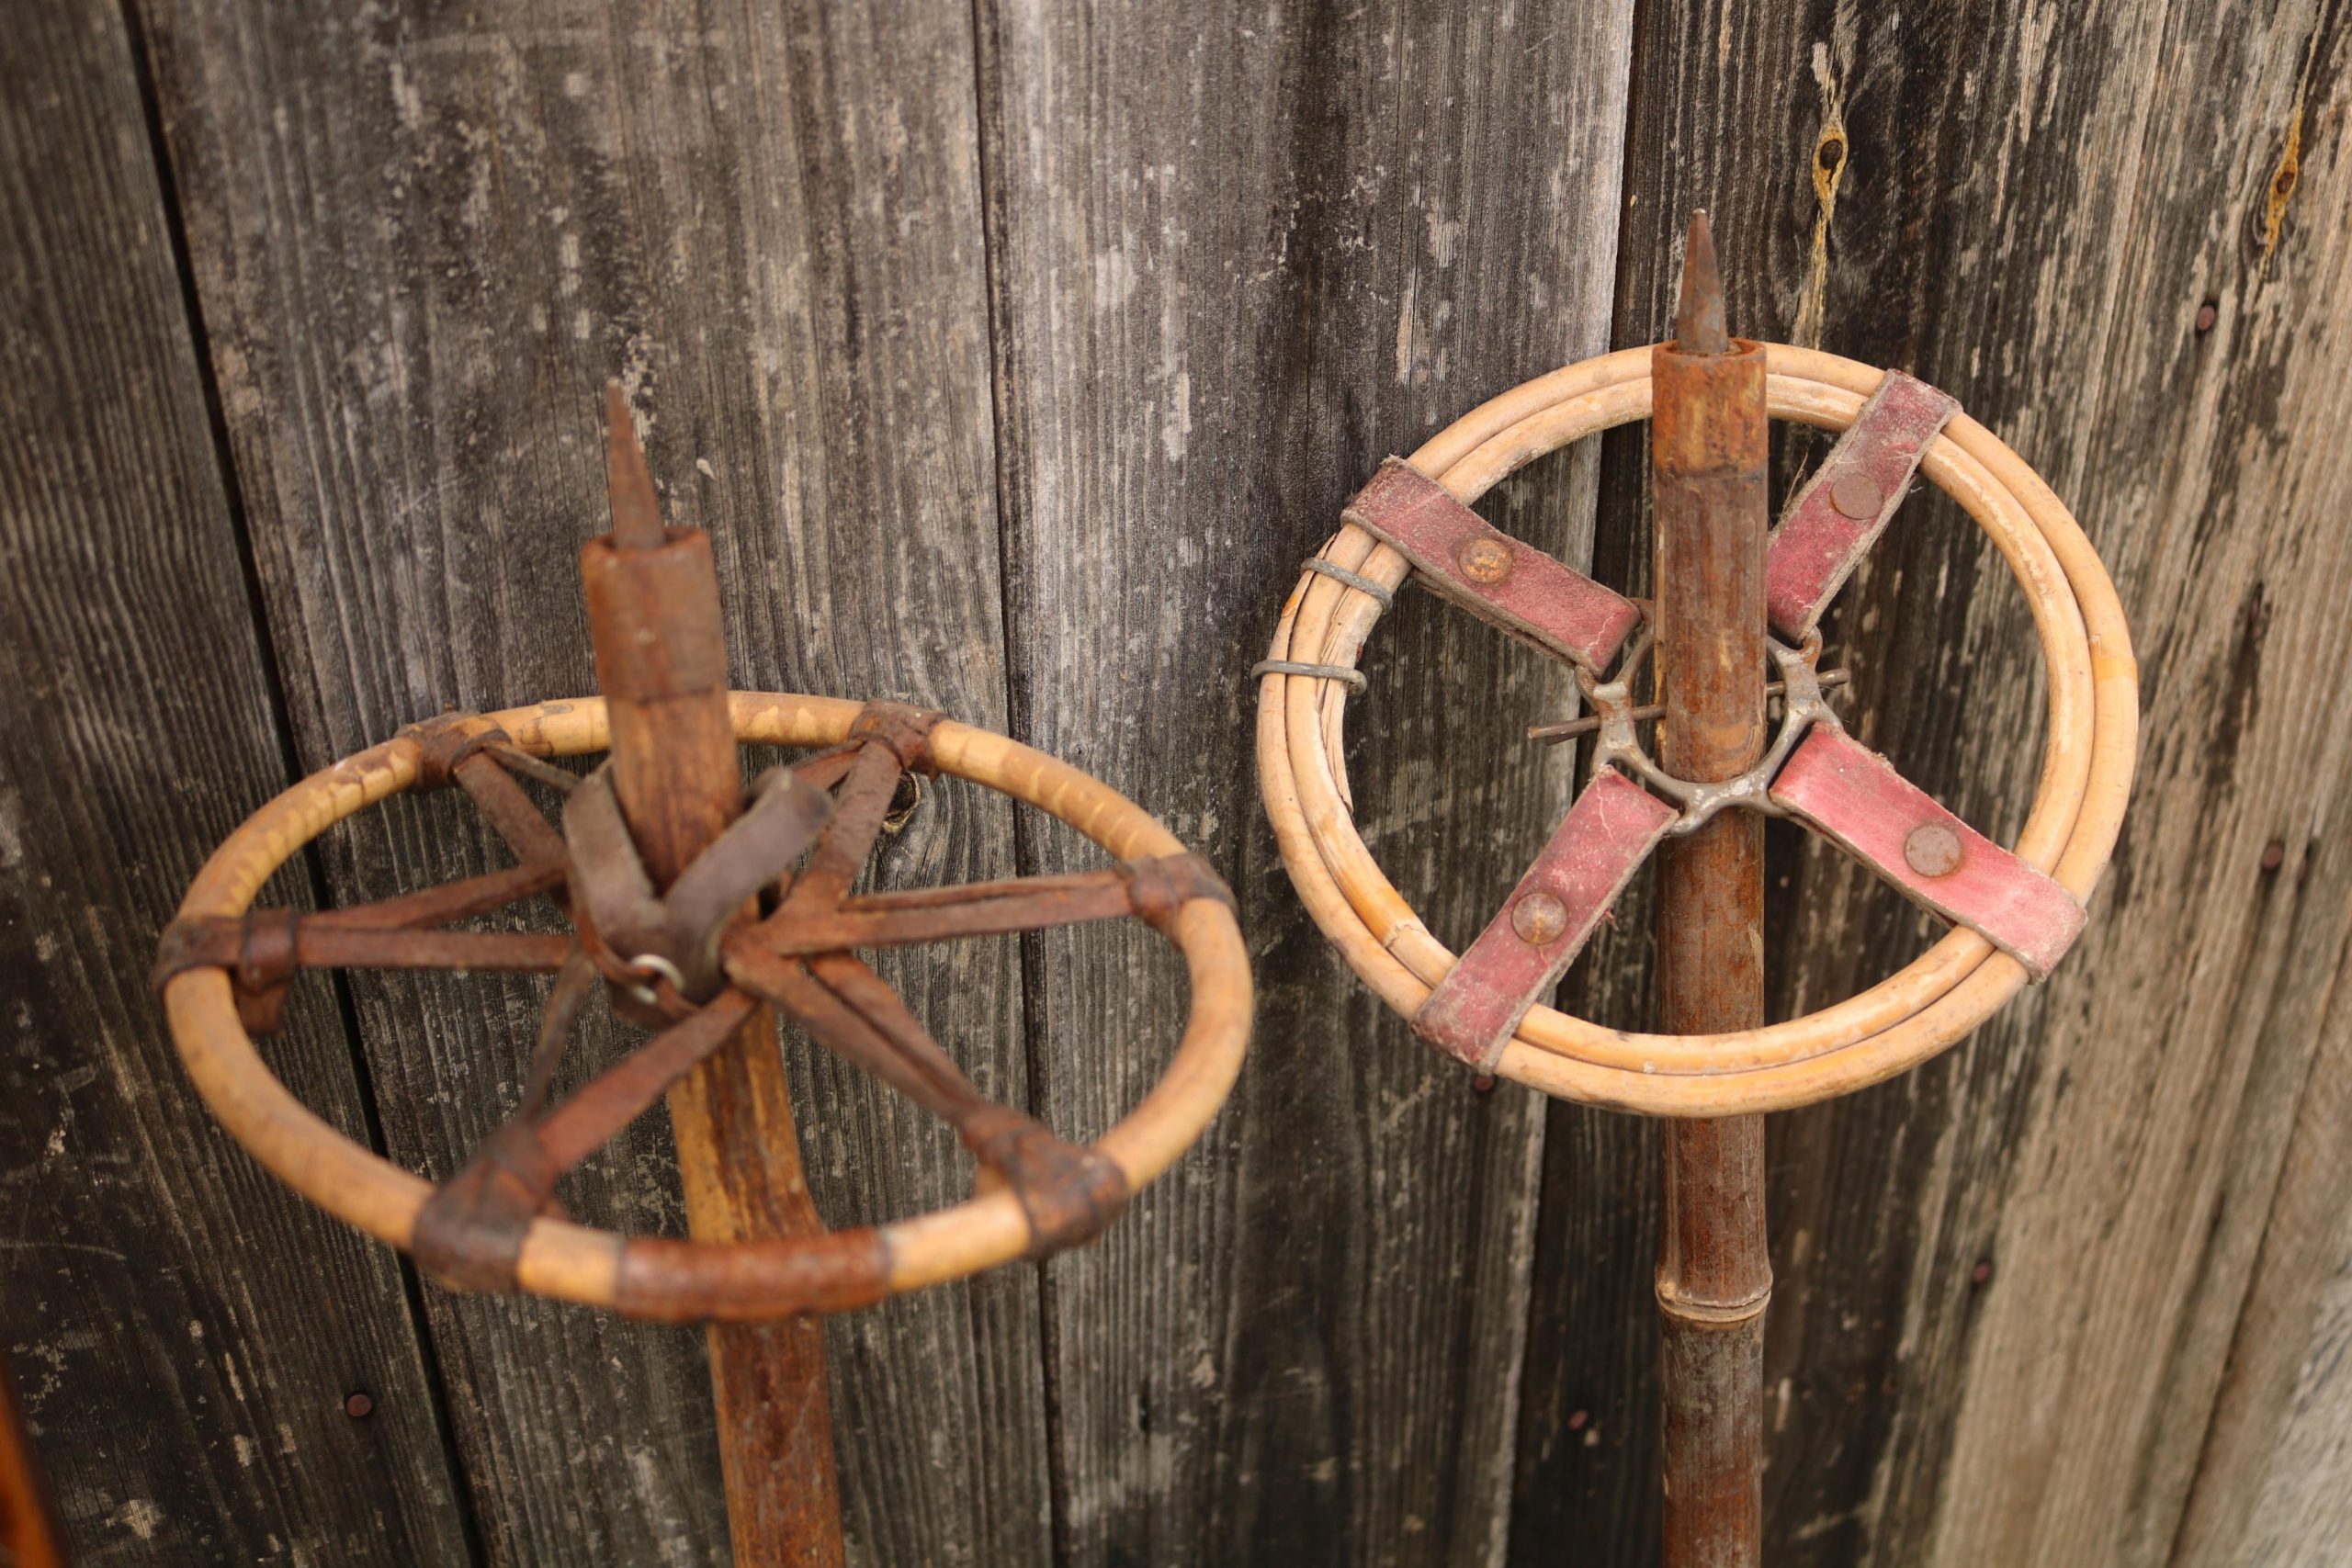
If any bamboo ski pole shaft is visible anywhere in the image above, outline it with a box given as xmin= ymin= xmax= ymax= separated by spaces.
xmin=584 ymin=384 xmax=847 ymax=1566
xmin=1650 ymin=213 xmax=1770 ymax=1565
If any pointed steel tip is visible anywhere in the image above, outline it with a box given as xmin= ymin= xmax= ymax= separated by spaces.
xmin=602 ymin=381 xmax=665 ymax=549
xmin=1675 ymin=209 xmax=1730 ymax=355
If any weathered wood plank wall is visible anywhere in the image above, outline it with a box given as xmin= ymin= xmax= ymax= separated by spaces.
xmin=0 ymin=4 xmax=469 ymax=1561
xmin=4 ymin=0 xmax=2347 ymax=1562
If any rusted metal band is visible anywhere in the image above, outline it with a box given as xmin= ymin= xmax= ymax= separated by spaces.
xmin=411 ymin=1122 xmax=564 ymax=1295
xmin=1301 ymin=556 xmax=1396 ymax=605
xmin=614 ymin=1230 xmax=895 ymax=1323
xmin=400 ymin=712 xmax=508 ymax=792
xmin=1251 ymin=659 xmax=1368 ymax=694
xmin=1343 ymin=456 xmax=1642 ymax=673
xmin=1119 ymin=852 xmax=1237 ymax=937
xmin=1764 ymin=371 xmax=1959 ymax=639
xmin=845 ymin=701 xmax=948 ymax=774
xmin=1413 ymin=772 xmax=1678 ymax=1070
xmin=1767 ymin=727 xmax=2086 ymax=978
xmin=958 ymin=1104 xmax=1131 ymax=1259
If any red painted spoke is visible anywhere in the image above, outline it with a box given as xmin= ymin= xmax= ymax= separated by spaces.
xmin=1763 ymin=372 xmax=1956 ymax=640
xmin=1414 ymin=771 xmax=1678 ymax=1069
xmin=1767 ymin=728 xmax=2083 ymax=977
xmin=1341 ymin=457 xmax=1641 ymax=673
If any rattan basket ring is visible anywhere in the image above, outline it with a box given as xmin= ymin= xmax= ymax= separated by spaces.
xmin=164 ymin=692 xmax=1251 ymax=1314
xmin=1257 ymin=343 xmax=2135 ymax=1116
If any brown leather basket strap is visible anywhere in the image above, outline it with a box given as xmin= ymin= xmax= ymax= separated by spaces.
xmin=772 ymin=741 xmax=908 ymax=918
xmin=614 ymin=1229 xmax=894 ymax=1323
xmin=517 ymin=951 xmax=600 ymax=1120
xmin=657 ymin=767 xmax=834 ymax=989
xmin=732 ymin=948 xmax=1129 ymax=1257
xmin=1764 ymin=371 xmax=1958 ymax=640
xmin=748 ymin=867 xmax=1130 ymax=956
xmin=305 ymin=861 xmax=567 ymax=931
xmin=727 ymin=946 xmax=988 ymax=1125
xmin=789 ymin=745 xmax=863 ymax=793
xmin=1768 ymin=727 xmax=2086 ymax=979
xmin=411 ymin=1121 xmax=565 ymax=1295
xmin=1344 ymin=457 xmax=1643 ymax=672
xmin=1414 ymin=771 xmax=1678 ymax=1070
xmin=531 ymin=989 xmax=761 ymax=1172
xmin=452 ymin=750 xmax=571 ymax=870
xmin=482 ymin=740 xmax=581 ymax=795
xmin=154 ymin=913 xmax=573 ymax=1032
xmin=562 ymin=766 xmax=673 ymax=963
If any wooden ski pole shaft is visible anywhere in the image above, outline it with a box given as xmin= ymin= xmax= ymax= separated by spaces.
xmin=583 ymin=383 xmax=847 ymax=1567
xmin=1650 ymin=213 xmax=1770 ymax=1566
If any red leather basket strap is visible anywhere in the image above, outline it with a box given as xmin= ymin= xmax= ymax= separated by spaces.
xmin=1768 ymin=727 xmax=2085 ymax=978
xmin=1345 ymin=457 xmax=1642 ymax=673
xmin=1764 ymin=372 xmax=1958 ymax=640
xmin=1413 ymin=771 xmax=1676 ymax=1070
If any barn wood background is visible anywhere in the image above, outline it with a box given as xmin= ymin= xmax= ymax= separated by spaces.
xmin=4 ymin=0 xmax=2349 ymax=1562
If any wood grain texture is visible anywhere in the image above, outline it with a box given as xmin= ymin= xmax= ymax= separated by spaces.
xmin=1510 ymin=1 xmax=2352 ymax=1563
xmin=976 ymin=2 xmax=1634 ymax=1561
xmin=15 ymin=1 xmax=2352 ymax=1562
xmin=134 ymin=0 xmax=1046 ymax=1561
xmin=0 ymin=3 xmax=469 ymax=1562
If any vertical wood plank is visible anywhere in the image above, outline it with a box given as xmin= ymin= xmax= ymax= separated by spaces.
xmin=0 ymin=2 xmax=469 ymax=1562
xmin=136 ymin=0 xmax=1046 ymax=1560
xmin=977 ymin=3 xmax=1634 ymax=1561
xmin=1529 ymin=1 xmax=2352 ymax=1562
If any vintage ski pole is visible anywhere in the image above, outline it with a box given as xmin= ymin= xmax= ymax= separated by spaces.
xmin=1649 ymin=212 xmax=1770 ymax=1564
xmin=585 ymin=384 xmax=847 ymax=1566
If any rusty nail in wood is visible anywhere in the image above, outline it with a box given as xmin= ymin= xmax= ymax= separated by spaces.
xmin=1970 ymin=1259 xmax=1994 ymax=1288
xmin=2195 ymin=300 xmax=2219 ymax=334
xmin=1567 ymin=1408 xmax=1589 ymax=1431
xmin=2261 ymin=840 xmax=2286 ymax=871
xmin=1904 ymin=823 xmax=1962 ymax=877
xmin=1511 ymin=890 xmax=1568 ymax=945
xmin=344 ymin=1392 xmax=375 ymax=1418
xmin=1830 ymin=472 xmax=1883 ymax=520
xmin=1470 ymin=1073 xmax=1498 ymax=1094
xmin=1456 ymin=536 xmax=1512 ymax=584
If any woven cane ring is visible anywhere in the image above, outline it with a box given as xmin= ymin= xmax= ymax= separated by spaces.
xmin=1257 ymin=343 xmax=2136 ymax=1116
xmin=162 ymin=693 xmax=1250 ymax=1318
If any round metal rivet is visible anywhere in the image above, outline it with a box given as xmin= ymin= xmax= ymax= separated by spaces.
xmin=1830 ymin=472 xmax=1883 ymax=520
xmin=1457 ymin=537 xmax=1513 ymax=584
xmin=1511 ymin=891 xmax=1568 ymax=945
xmin=1904 ymin=822 xmax=1963 ymax=877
